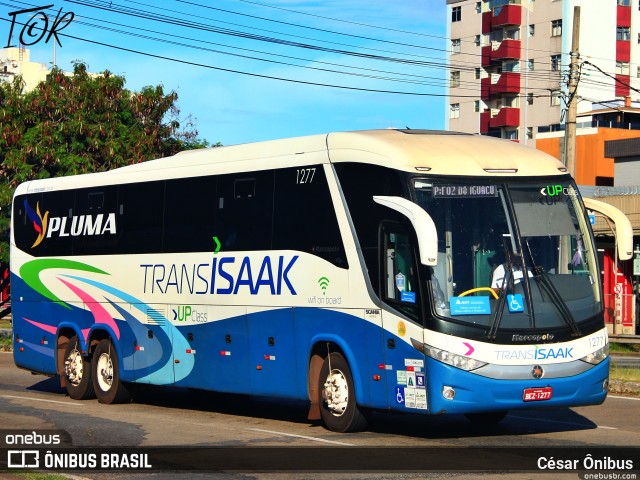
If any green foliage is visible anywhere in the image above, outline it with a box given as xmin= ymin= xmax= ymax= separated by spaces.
xmin=0 ymin=62 xmax=212 ymax=262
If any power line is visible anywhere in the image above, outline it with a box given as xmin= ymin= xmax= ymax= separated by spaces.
xmin=66 ymin=0 xmax=452 ymax=64
xmin=0 ymin=0 xmax=596 ymax=98
xmin=582 ymin=60 xmax=640 ymax=95
xmin=235 ymin=0 xmax=444 ymax=41
xmin=0 ymin=15 xmax=477 ymax=97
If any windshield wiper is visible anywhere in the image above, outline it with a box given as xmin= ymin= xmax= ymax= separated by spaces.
xmin=486 ymin=270 xmax=509 ymax=339
xmin=525 ymin=240 xmax=581 ymax=336
xmin=486 ymin=238 xmax=513 ymax=340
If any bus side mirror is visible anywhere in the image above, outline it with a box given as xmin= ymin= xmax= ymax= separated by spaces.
xmin=583 ymin=197 xmax=633 ymax=261
xmin=373 ymin=196 xmax=438 ymax=266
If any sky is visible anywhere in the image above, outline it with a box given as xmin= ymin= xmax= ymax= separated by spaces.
xmin=0 ymin=0 xmax=448 ymax=146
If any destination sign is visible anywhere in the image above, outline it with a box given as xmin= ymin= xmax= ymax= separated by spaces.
xmin=432 ymin=184 xmax=497 ymax=198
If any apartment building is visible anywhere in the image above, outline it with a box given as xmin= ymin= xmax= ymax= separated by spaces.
xmin=445 ymin=0 xmax=639 ymax=149
xmin=0 ymin=47 xmax=49 ymax=92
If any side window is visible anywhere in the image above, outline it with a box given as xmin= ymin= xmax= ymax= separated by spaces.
xmin=73 ymin=186 xmax=119 ymax=255
xmin=335 ymin=163 xmax=405 ymax=285
xmin=215 ymin=170 xmax=273 ymax=252
xmin=117 ymin=181 xmax=164 ymax=254
xmin=381 ymin=224 xmax=421 ymax=321
xmin=164 ymin=176 xmax=217 ymax=253
xmin=14 ymin=191 xmax=74 ymax=257
xmin=273 ymin=166 xmax=347 ymax=268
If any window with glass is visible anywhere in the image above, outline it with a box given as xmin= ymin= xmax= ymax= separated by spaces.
xmin=452 ymin=6 xmax=461 ymax=22
xmin=504 ymin=129 xmax=518 ymax=141
xmin=450 ymin=71 xmax=461 ymax=87
xmin=414 ymin=180 xmax=600 ymax=334
xmin=450 ymin=103 xmax=460 ymax=119
xmin=551 ymin=19 xmax=562 ymax=37
xmin=551 ymin=54 xmax=561 ymax=71
xmin=502 ymin=61 xmax=519 ymax=73
xmin=381 ymin=226 xmax=421 ymax=321
xmin=617 ymin=27 xmax=631 ymax=41
xmin=451 ymin=39 xmax=461 ymax=54
xmin=616 ymin=61 xmax=630 ymax=76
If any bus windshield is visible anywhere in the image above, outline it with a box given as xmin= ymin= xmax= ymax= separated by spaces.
xmin=414 ymin=179 xmax=601 ymax=333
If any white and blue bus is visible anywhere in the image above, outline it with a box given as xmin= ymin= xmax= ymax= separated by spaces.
xmin=10 ymin=130 xmax=633 ymax=432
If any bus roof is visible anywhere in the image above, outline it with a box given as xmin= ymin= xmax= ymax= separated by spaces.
xmin=15 ymin=129 xmax=568 ymax=194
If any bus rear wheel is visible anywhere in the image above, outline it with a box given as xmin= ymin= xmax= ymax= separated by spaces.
xmin=91 ymin=339 xmax=130 ymax=404
xmin=63 ymin=335 xmax=95 ymax=400
xmin=318 ymin=352 xmax=367 ymax=433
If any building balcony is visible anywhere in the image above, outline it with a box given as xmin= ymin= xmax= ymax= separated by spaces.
xmin=491 ymin=107 xmax=520 ymax=128
xmin=492 ymin=4 xmax=522 ymax=27
xmin=482 ymin=4 xmax=522 ymax=33
xmin=616 ymin=40 xmax=630 ymax=62
xmin=480 ymin=108 xmax=520 ymax=133
xmin=617 ymin=5 xmax=631 ymax=27
xmin=493 ymin=39 xmax=521 ymax=60
xmin=481 ymin=39 xmax=521 ymax=67
xmin=615 ymin=74 xmax=630 ymax=97
xmin=481 ymin=45 xmax=491 ymax=67
xmin=481 ymin=72 xmax=521 ymax=98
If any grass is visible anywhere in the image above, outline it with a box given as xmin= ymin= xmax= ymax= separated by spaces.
xmin=0 ymin=317 xmax=11 ymax=329
xmin=610 ymin=365 xmax=640 ymax=384
xmin=13 ymin=474 xmax=69 ymax=480
xmin=609 ymin=342 xmax=640 ymax=353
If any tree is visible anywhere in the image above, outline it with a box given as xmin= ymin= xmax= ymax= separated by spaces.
xmin=0 ymin=61 xmax=213 ymax=262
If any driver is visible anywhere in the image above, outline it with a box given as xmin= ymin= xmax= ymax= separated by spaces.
xmin=490 ymin=252 xmax=532 ymax=291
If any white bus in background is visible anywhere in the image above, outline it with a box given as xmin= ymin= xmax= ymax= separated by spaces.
xmin=10 ymin=129 xmax=633 ymax=432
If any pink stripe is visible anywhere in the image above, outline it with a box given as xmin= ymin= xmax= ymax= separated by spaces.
xmin=58 ymin=278 xmax=120 ymax=339
xmin=24 ymin=318 xmax=57 ymax=335
xmin=81 ymin=328 xmax=90 ymax=342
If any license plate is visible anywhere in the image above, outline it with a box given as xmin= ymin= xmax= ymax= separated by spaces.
xmin=523 ymin=386 xmax=552 ymax=402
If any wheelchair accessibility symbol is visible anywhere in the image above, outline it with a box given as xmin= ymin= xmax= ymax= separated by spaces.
xmin=396 ymin=387 xmax=405 ymax=404
xmin=507 ymin=294 xmax=524 ymax=313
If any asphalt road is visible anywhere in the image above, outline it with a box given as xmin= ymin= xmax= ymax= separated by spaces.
xmin=0 ymin=352 xmax=639 ymax=479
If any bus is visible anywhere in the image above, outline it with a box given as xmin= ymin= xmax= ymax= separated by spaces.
xmin=10 ymin=129 xmax=633 ymax=432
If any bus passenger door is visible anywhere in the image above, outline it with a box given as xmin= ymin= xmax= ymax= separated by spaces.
xmin=379 ymin=224 xmax=427 ymax=411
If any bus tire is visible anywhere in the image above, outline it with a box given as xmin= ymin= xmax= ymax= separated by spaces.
xmin=318 ymin=352 xmax=367 ymax=432
xmin=465 ymin=411 xmax=507 ymax=424
xmin=91 ymin=339 xmax=130 ymax=404
xmin=63 ymin=335 xmax=95 ymax=400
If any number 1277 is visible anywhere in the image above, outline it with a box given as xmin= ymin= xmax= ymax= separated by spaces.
xmin=296 ymin=168 xmax=316 ymax=184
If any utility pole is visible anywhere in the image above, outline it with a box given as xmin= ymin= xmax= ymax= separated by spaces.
xmin=559 ymin=7 xmax=580 ymax=277
xmin=564 ymin=6 xmax=580 ymax=178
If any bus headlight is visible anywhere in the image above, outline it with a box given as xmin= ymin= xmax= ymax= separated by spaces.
xmin=423 ymin=344 xmax=487 ymax=371
xmin=580 ymin=344 xmax=609 ymax=365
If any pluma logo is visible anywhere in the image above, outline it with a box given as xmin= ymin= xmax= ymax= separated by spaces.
xmin=24 ymin=200 xmax=48 ymax=248
xmin=24 ymin=200 xmax=117 ymax=248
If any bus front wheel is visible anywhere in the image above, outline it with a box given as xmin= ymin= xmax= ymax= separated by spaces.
xmin=318 ymin=352 xmax=367 ymax=432
xmin=91 ymin=339 xmax=130 ymax=405
xmin=63 ymin=335 xmax=95 ymax=400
